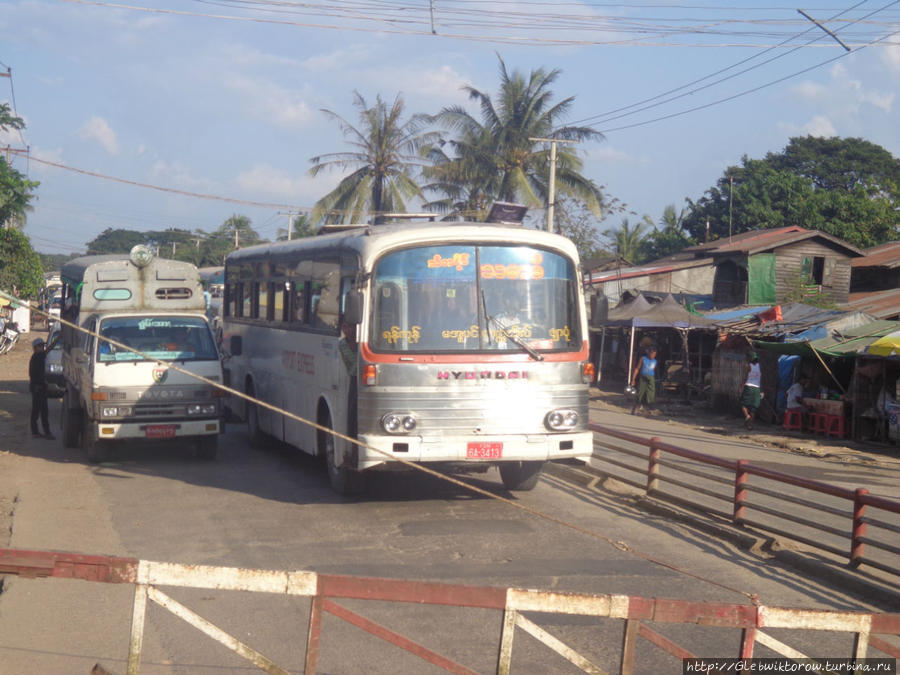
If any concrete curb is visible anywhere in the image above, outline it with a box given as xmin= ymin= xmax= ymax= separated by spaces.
xmin=545 ymin=461 xmax=900 ymax=612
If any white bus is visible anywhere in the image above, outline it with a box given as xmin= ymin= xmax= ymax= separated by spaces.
xmin=222 ymin=219 xmax=594 ymax=493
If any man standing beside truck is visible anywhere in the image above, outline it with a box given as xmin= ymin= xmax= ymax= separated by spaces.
xmin=29 ymin=334 xmax=58 ymax=439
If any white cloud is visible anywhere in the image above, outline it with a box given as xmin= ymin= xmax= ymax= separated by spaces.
xmin=77 ymin=117 xmax=120 ymax=155
xmin=881 ymin=44 xmax=900 ymax=73
xmin=225 ymin=76 xmax=316 ymax=128
xmin=148 ymin=160 xmax=217 ymax=193
xmin=234 ymin=163 xmax=325 ymax=205
xmin=591 ymin=146 xmax=633 ymax=163
xmin=777 ymin=115 xmax=836 ymax=138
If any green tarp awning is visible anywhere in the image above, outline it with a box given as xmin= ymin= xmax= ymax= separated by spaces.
xmin=755 ymin=320 xmax=900 ymax=357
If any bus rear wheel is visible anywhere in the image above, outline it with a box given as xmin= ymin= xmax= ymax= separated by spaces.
xmin=499 ymin=461 xmax=546 ymax=491
xmin=319 ymin=414 xmax=364 ymax=495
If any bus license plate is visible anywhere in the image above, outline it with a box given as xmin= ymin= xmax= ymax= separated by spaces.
xmin=467 ymin=442 xmax=502 ymax=459
xmin=145 ymin=424 xmax=176 ymax=439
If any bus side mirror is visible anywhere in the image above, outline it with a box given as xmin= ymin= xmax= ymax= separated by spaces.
xmin=230 ymin=335 xmax=242 ymax=356
xmin=344 ymin=290 xmax=363 ymax=325
xmin=590 ymin=294 xmax=608 ymax=328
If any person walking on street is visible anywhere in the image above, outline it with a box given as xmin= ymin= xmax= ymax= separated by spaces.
xmin=29 ymin=335 xmax=58 ymax=439
xmin=631 ymin=346 xmax=658 ymax=416
xmin=740 ymin=352 xmax=762 ymax=430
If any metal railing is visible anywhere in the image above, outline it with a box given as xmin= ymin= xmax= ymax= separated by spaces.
xmin=1 ymin=548 xmax=899 ymax=674
xmin=587 ymin=423 xmax=900 ymax=580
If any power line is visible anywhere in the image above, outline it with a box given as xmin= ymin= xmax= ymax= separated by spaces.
xmin=16 ymin=151 xmax=313 ymax=211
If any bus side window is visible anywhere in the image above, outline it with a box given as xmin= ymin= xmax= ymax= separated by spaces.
xmin=291 ymin=281 xmax=307 ymax=324
xmin=312 ymin=260 xmax=340 ymax=332
xmin=274 ymin=281 xmax=286 ymax=322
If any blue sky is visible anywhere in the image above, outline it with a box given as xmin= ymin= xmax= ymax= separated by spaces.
xmin=2 ymin=1 xmax=899 ymax=255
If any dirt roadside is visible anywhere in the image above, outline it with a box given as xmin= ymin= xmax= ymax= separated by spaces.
xmin=0 ymin=330 xmax=39 ymax=547
xmin=0 ymin=330 xmax=45 ymax=595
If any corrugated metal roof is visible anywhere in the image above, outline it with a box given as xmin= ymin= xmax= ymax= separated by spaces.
xmin=844 ymin=288 xmax=900 ymax=319
xmin=851 ymin=241 xmax=900 ymax=269
xmin=585 ymin=256 xmax=713 ymax=284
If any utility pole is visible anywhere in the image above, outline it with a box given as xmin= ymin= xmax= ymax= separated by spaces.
xmin=171 ymin=242 xmax=177 ymax=257
xmin=729 ymin=175 xmax=734 ymax=244
xmin=287 ymin=212 xmax=293 ymax=240
xmin=529 ymin=137 xmax=577 ymax=233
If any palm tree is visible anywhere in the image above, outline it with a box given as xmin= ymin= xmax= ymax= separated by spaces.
xmin=424 ymin=56 xmax=605 ymax=222
xmin=606 ymin=216 xmax=652 ymax=265
xmin=309 ymin=92 xmax=436 ymax=225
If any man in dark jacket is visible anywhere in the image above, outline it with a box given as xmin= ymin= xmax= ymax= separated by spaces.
xmin=29 ymin=336 xmax=57 ymax=439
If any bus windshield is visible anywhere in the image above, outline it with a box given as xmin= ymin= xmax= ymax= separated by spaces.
xmin=97 ymin=316 xmax=218 ymax=362
xmin=371 ymin=244 xmax=581 ymax=353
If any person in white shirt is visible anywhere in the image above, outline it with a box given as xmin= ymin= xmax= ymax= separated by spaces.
xmin=740 ymin=353 xmax=762 ymax=430
xmin=786 ymin=377 xmax=809 ymax=411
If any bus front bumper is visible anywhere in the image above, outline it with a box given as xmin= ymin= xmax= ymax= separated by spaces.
xmin=92 ymin=419 xmax=221 ymax=441
xmin=354 ymin=431 xmax=593 ymax=471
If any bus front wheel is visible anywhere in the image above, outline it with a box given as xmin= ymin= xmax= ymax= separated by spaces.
xmin=499 ymin=461 xmax=546 ymax=491
xmin=319 ymin=414 xmax=364 ymax=495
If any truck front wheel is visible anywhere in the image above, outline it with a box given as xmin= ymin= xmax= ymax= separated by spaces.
xmin=82 ymin=421 xmax=110 ymax=464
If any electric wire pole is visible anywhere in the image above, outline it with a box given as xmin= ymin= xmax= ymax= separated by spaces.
xmin=529 ymin=137 xmax=578 ymax=233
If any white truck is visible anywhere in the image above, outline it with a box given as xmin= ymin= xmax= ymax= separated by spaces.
xmin=59 ymin=246 xmax=225 ymax=462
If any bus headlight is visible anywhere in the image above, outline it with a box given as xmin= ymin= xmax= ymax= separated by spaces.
xmin=382 ymin=413 xmax=417 ymax=434
xmin=545 ymin=409 xmax=578 ymax=430
xmin=187 ymin=403 xmax=218 ymax=416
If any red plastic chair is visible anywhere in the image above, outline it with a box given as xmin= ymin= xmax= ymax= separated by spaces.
xmin=783 ymin=409 xmax=803 ymax=432
xmin=826 ymin=414 xmax=845 ymax=439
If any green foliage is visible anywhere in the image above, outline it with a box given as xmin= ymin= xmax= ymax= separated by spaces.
xmin=781 ymin=269 xmax=837 ymax=309
xmin=0 ymin=228 xmax=44 ymax=298
xmin=0 ymin=104 xmax=39 ymax=229
xmin=554 ymin=197 xmax=606 ymax=262
xmin=638 ymin=204 xmax=694 ymax=262
xmin=86 ymin=228 xmax=147 ymax=254
xmin=39 ymin=252 xmax=79 ymax=273
xmin=683 ymin=137 xmax=900 ymax=247
xmin=277 ymin=213 xmax=316 ymax=241
xmin=604 ymin=215 xmax=653 ymax=265
xmin=424 ymin=56 xmax=606 ymax=220
xmin=309 ymin=92 xmax=436 ymax=224
xmin=82 ymin=216 xmax=263 ymax=267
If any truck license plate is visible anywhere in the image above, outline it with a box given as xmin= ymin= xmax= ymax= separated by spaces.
xmin=145 ymin=424 xmax=176 ymax=439
xmin=467 ymin=442 xmax=502 ymax=459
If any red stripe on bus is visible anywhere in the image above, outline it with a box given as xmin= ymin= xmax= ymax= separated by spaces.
xmin=359 ymin=342 xmax=588 ymax=364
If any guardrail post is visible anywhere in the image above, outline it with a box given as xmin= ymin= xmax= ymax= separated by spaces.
xmin=850 ymin=488 xmax=869 ymax=569
xmin=733 ymin=460 xmax=749 ymax=525
xmin=647 ymin=438 xmax=661 ymax=495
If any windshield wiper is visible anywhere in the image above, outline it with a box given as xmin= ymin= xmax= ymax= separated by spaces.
xmin=480 ymin=292 xmax=544 ymax=362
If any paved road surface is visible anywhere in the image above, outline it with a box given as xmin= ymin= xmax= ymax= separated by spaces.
xmin=0 ymin=339 xmax=896 ymax=674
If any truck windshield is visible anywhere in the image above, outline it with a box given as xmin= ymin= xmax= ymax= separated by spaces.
xmin=371 ymin=244 xmax=581 ymax=353
xmin=97 ymin=316 xmax=218 ymax=362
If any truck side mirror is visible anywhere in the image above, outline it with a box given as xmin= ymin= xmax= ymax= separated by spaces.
xmin=229 ymin=335 xmax=242 ymax=356
xmin=343 ymin=290 xmax=363 ymax=325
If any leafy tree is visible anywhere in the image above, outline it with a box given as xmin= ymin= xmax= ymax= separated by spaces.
xmin=0 ymin=103 xmax=39 ymax=229
xmin=425 ymin=55 xmax=606 ymax=222
xmin=639 ymin=204 xmax=693 ymax=262
xmin=605 ymin=215 xmax=652 ymax=265
xmin=768 ymin=136 xmax=900 ymax=197
xmin=86 ymin=228 xmax=147 ymax=255
xmin=554 ymin=197 xmax=606 ymax=262
xmin=309 ymin=92 xmax=435 ymax=224
xmin=277 ymin=213 xmax=316 ymax=241
xmin=0 ymin=227 xmax=44 ymax=298
xmin=683 ymin=137 xmax=900 ymax=247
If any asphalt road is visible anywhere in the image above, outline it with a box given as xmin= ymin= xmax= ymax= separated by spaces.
xmin=0 ymin=337 xmax=895 ymax=674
